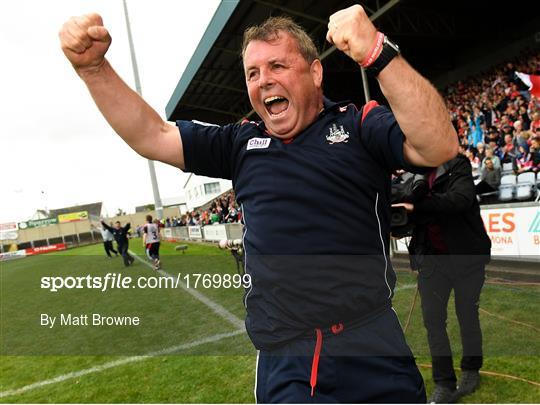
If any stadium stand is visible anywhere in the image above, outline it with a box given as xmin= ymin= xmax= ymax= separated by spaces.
xmin=444 ymin=51 xmax=540 ymax=203
xmin=162 ymin=191 xmax=241 ymax=228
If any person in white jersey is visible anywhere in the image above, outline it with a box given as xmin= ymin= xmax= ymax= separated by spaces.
xmin=142 ymin=215 xmax=162 ymax=270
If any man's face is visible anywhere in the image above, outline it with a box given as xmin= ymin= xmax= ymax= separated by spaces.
xmin=243 ymin=32 xmax=323 ymax=140
xmin=486 ymin=160 xmax=493 ymax=169
xmin=115 ymin=222 xmax=121 ymax=229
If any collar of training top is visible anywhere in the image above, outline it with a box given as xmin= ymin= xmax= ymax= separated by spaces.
xmin=320 ymin=97 xmax=352 ymax=115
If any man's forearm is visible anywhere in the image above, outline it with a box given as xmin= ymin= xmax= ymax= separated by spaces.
xmin=377 ymin=56 xmax=458 ymax=167
xmin=79 ymin=60 xmax=183 ymax=168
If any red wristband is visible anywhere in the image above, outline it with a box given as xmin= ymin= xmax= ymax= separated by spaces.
xmin=360 ymin=32 xmax=385 ymax=68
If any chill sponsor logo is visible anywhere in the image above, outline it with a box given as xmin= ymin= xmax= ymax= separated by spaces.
xmin=246 ymin=137 xmax=271 ymax=150
xmin=326 ymin=123 xmax=349 ymax=144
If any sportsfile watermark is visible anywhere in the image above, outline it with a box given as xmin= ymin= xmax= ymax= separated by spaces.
xmin=1 ymin=254 xmax=537 ymax=356
xmin=41 ymin=272 xmax=252 ymax=292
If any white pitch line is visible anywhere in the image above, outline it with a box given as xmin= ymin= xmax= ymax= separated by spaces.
xmin=129 ymin=250 xmax=245 ymax=330
xmin=394 ymin=283 xmax=417 ymax=292
xmin=0 ymin=329 xmax=244 ymax=399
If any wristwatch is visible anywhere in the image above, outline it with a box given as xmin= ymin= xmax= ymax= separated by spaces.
xmin=365 ymin=35 xmax=400 ymax=77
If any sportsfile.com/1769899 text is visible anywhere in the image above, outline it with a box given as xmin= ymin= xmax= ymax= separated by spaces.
xmin=40 ymin=272 xmax=252 ymax=292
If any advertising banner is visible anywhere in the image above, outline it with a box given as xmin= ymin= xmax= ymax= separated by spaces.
xmin=25 ymin=243 xmax=67 ymax=256
xmin=0 ymin=249 xmax=26 ymax=261
xmin=18 ymin=218 xmax=58 ymax=229
xmin=188 ymin=226 xmax=202 ymax=239
xmin=58 ymin=211 xmax=88 ymax=223
xmin=393 ymin=206 xmax=540 ymax=258
xmin=0 ymin=222 xmax=18 ymax=231
xmin=480 ymin=206 xmax=540 ymax=256
xmin=163 ymin=228 xmax=172 ymax=239
xmin=0 ymin=231 xmax=18 ymax=241
xmin=202 ymin=224 xmax=228 ymax=241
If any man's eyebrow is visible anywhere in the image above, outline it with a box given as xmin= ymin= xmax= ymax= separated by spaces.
xmin=268 ymin=57 xmax=287 ymax=64
xmin=244 ymin=56 xmax=290 ymax=73
xmin=245 ymin=64 xmax=258 ymax=71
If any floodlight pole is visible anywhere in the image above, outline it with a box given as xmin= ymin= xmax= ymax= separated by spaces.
xmin=122 ymin=0 xmax=164 ymax=220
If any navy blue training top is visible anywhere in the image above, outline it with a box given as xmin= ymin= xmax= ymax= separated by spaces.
xmin=178 ymin=98 xmax=418 ymax=350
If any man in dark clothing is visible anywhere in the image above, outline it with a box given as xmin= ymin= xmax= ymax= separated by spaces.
xmin=61 ymin=5 xmax=458 ymax=402
xmin=475 ymin=157 xmax=501 ymax=194
xmin=394 ymin=154 xmax=491 ymax=403
xmin=101 ymin=220 xmax=134 ymax=266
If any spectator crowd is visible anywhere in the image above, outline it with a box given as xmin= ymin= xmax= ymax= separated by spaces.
xmin=444 ymin=51 xmax=540 ymax=195
xmin=161 ymin=191 xmax=241 ymax=228
xmin=143 ymin=51 xmax=539 ymax=227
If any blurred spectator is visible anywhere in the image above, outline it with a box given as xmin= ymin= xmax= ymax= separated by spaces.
xmin=210 ymin=209 xmax=220 ymax=224
xmin=464 ymin=149 xmax=481 ymax=179
xmin=225 ymin=205 xmax=238 ymax=223
xmin=475 ymin=158 xmax=501 ymax=194
xmin=476 ymin=143 xmax=486 ymax=161
xmin=481 ymin=147 xmax=501 ymax=171
xmin=499 ymin=135 xmax=517 ymax=163
xmin=514 ymin=146 xmax=534 ymax=174
xmin=531 ymin=112 xmax=540 ymax=133
xmin=518 ymin=106 xmax=531 ymax=130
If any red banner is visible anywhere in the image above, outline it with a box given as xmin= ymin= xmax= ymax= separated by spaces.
xmin=25 ymin=243 xmax=67 ymax=256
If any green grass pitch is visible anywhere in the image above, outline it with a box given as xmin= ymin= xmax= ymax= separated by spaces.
xmin=1 ymin=239 xmax=538 ymax=402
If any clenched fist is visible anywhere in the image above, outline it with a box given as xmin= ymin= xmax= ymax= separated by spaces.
xmin=326 ymin=5 xmax=378 ymax=65
xmin=59 ymin=13 xmax=111 ymax=73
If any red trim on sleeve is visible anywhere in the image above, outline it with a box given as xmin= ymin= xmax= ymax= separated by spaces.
xmin=361 ymin=100 xmax=380 ymax=124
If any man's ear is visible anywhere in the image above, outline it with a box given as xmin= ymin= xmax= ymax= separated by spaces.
xmin=310 ymin=59 xmax=323 ymax=88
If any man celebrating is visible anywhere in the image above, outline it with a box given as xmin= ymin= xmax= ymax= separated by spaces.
xmin=94 ymin=221 xmax=118 ymax=258
xmin=61 ymin=5 xmax=457 ymax=402
xmin=101 ymin=220 xmax=134 ymax=267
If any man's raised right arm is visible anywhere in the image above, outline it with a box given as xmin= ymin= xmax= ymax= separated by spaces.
xmin=59 ymin=13 xmax=184 ymax=170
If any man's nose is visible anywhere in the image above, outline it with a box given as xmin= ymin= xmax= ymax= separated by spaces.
xmin=258 ymin=67 xmax=274 ymax=89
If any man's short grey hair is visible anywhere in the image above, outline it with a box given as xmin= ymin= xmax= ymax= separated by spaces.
xmin=242 ymin=16 xmax=319 ymax=64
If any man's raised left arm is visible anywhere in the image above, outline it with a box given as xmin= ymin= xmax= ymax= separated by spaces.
xmin=327 ymin=4 xmax=458 ymax=167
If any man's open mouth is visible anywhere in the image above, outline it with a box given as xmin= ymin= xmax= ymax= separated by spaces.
xmin=264 ymin=96 xmax=289 ymax=117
